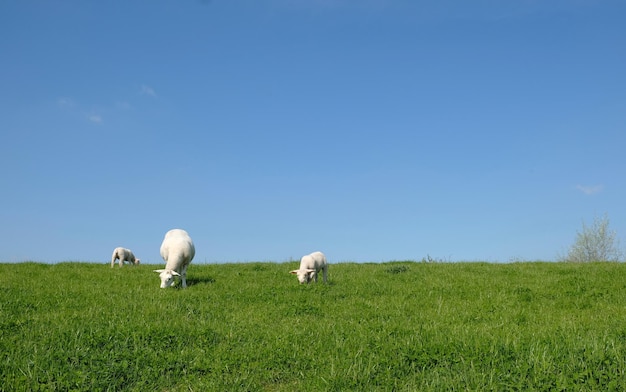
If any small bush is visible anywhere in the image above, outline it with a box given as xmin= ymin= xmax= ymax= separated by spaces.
xmin=560 ymin=214 xmax=623 ymax=262
xmin=386 ymin=265 xmax=410 ymax=274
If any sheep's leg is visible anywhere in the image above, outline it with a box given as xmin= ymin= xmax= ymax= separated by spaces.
xmin=111 ymin=254 xmax=117 ymax=268
xmin=180 ymin=265 xmax=188 ymax=288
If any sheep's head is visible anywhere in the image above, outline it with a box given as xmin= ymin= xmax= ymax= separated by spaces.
xmin=289 ymin=269 xmax=316 ymax=284
xmin=134 ymin=259 xmax=141 ymax=265
xmin=153 ymin=269 xmax=180 ymax=288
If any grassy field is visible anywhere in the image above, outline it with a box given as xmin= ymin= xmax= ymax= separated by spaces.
xmin=2 ymin=261 xmax=626 ymax=391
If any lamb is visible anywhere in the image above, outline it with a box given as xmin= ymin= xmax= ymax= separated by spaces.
xmin=153 ymin=229 xmax=195 ymax=288
xmin=110 ymin=247 xmax=140 ymax=267
xmin=289 ymin=251 xmax=328 ymax=284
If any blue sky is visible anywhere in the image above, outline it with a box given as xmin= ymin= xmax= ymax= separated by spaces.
xmin=1 ymin=0 xmax=625 ymax=263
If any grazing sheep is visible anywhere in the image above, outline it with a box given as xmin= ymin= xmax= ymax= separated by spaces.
xmin=153 ymin=229 xmax=195 ymax=288
xmin=110 ymin=247 xmax=140 ymax=267
xmin=289 ymin=251 xmax=328 ymax=284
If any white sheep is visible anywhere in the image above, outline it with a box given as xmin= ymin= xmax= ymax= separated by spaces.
xmin=110 ymin=247 xmax=140 ymax=267
xmin=153 ymin=229 xmax=195 ymax=288
xmin=289 ymin=251 xmax=328 ymax=284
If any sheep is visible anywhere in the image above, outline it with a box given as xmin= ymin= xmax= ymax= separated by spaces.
xmin=289 ymin=251 xmax=328 ymax=284
xmin=153 ymin=229 xmax=195 ymax=288
xmin=110 ymin=247 xmax=140 ymax=267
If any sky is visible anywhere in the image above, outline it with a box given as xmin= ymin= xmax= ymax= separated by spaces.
xmin=1 ymin=0 xmax=625 ymax=264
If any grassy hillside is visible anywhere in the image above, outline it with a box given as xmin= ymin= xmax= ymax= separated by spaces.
xmin=2 ymin=261 xmax=626 ymax=391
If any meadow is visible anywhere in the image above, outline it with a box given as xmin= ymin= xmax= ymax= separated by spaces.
xmin=2 ymin=261 xmax=626 ymax=391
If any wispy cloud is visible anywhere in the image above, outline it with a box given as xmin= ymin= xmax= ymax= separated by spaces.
xmin=58 ymin=97 xmax=102 ymax=123
xmin=87 ymin=113 xmax=103 ymax=124
xmin=275 ymin=0 xmax=388 ymax=10
xmin=576 ymin=184 xmax=603 ymax=195
xmin=57 ymin=97 xmax=75 ymax=109
xmin=140 ymin=85 xmax=157 ymax=97
xmin=115 ymin=101 xmax=132 ymax=110
xmin=272 ymin=0 xmax=601 ymax=22
xmin=57 ymin=84 xmax=154 ymax=124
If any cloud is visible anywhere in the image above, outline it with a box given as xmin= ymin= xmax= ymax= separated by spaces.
xmin=58 ymin=84 xmax=147 ymax=124
xmin=57 ymin=97 xmax=75 ymax=109
xmin=87 ymin=114 xmax=103 ymax=124
xmin=140 ymin=85 xmax=157 ymax=97
xmin=115 ymin=101 xmax=132 ymax=110
xmin=576 ymin=184 xmax=603 ymax=195
xmin=57 ymin=97 xmax=102 ymax=123
xmin=276 ymin=0 xmax=388 ymax=10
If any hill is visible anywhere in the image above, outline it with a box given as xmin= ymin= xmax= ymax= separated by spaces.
xmin=2 ymin=261 xmax=626 ymax=391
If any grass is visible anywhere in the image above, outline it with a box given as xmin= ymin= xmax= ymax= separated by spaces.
xmin=2 ymin=261 xmax=626 ymax=391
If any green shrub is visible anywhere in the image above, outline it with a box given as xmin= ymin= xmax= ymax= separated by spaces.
xmin=561 ymin=214 xmax=623 ymax=262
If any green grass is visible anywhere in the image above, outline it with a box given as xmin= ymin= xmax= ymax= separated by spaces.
xmin=2 ymin=261 xmax=626 ymax=391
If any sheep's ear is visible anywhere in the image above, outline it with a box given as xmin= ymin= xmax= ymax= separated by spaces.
xmin=289 ymin=270 xmax=298 ymax=275
xmin=171 ymin=271 xmax=181 ymax=276
xmin=153 ymin=269 xmax=165 ymax=273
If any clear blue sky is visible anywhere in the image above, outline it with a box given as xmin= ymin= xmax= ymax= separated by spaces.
xmin=1 ymin=0 xmax=625 ymax=263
